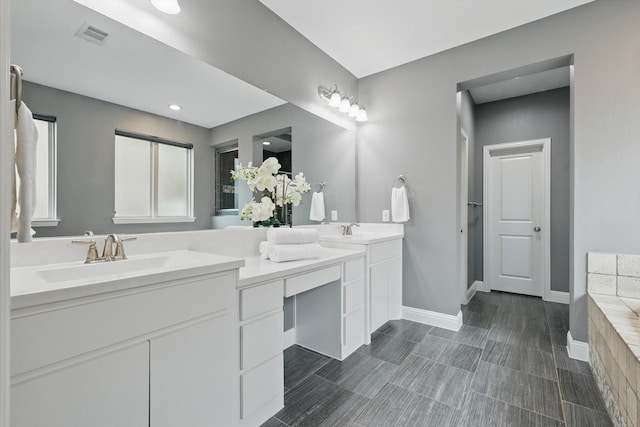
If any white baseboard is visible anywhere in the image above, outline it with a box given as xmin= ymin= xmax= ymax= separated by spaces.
xmin=567 ymin=331 xmax=590 ymax=362
xmin=283 ymin=328 xmax=295 ymax=350
xmin=474 ymin=280 xmax=489 ymax=292
xmin=545 ymin=290 xmax=570 ymax=304
xmin=464 ymin=282 xmax=477 ymax=305
xmin=402 ymin=306 xmax=462 ymax=331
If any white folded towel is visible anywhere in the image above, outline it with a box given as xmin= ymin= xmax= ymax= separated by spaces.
xmin=391 ymin=186 xmax=410 ymax=223
xmin=11 ymin=100 xmax=38 ymax=242
xmin=259 ymin=241 xmax=272 ymax=259
xmin=267 ymin=243 xmax=322 ymax=263
xmin=309 ymin=191 xmax=325 ymax=222
xmin=267 ymin=228 xmax=319 ymax=244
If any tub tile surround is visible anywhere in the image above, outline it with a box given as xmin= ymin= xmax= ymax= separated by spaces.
xmin=587 ymin=252 xmax=640 ymax=427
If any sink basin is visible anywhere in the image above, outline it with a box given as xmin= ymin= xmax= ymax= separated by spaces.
xmin=36 ymin=256 xmax=170 ymax=284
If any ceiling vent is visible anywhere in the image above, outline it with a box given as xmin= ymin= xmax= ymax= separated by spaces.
xmin=75 ymin=23 xmax=109 ymax=45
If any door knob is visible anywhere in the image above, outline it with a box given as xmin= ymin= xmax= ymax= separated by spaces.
xmin=533 ymin=226 xmax=541 ymax=232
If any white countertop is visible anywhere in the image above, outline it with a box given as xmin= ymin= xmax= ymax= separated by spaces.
xmin=238 ymin=247 xmax=365 ymax=288
xmin=11 ymin=250 xmax=245 ymax=310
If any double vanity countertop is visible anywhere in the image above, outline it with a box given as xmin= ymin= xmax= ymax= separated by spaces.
xmin=10 ymin=227 xmax=404 ymax=310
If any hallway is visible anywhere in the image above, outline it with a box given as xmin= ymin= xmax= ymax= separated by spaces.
xmin=263 ymin=291 xmax=612 ymax=427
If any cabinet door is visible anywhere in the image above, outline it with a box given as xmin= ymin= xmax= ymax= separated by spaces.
xmin=150 ymin=315 xmax=233 ymax=427
xmin=370 ymin=262 xmax=389 ymax=332
xmin=12 ymin=341 xmax=149 ymax=427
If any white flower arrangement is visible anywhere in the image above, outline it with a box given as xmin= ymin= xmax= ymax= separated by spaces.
xmin=232 ymin=157 xmax=311 ymax=226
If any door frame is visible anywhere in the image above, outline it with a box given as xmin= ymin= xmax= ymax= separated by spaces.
xmin=483 ymin=138 xmax=551 ymax=299
xmin=459 ymin=128 xmax=470 ymax=304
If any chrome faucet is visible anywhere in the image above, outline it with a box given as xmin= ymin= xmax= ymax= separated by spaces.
xmin=341 ymin=223 xmax=360 ymax=236
xmin=72 ymin=234 xmax=136 ymax=263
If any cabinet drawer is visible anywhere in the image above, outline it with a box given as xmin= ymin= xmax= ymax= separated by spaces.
xmin=370 ymin=239 xmax=402 ymax=264
xmin=240 ymin=280 xmax=283 ymax=321
xmin=241 ymin=311 xmax=283 ymax=371
xmin=343 ymin=278 xmax=364 ymax=315
xmin=284 ymin=265 xmax=341 ymax=297
xmin=343 ymin=258 xmax=365 ymax=283
xmin=240 ymin=354 xmax=283 ymax=420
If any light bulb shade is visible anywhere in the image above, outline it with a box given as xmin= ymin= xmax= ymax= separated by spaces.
xmin=348 ymin=103 xmax=360 ymax=117
xmin=339 ymin=97 xmax=351 ymax=113
xmin=356 ymin=108 xmax=368 ymax=122
xmin=328 ymin=92 xmax=341 ymax=108
xmin=150 ymin=0 xmax=181 ymax=14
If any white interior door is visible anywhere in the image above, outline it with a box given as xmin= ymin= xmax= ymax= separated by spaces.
xmin=484 ymin=139 xmax=550 ymax=297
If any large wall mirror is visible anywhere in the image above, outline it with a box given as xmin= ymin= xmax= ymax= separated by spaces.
xmin=10 ymin=0 xmax=356 ymax=237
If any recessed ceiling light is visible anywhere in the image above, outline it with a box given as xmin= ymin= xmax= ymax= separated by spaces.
xmin=150 ymin=0 xmax=181 ymax=15
xmin=169 ymin=104 xmax=181 ymax=111
xmin=262 ymin=141 xmax=271 ymax=146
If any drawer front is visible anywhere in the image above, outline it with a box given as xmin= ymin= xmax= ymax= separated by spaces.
xmin=240 ymin=354 xmax=283 ymax=420
xmin=370 ymin=239 xmax=402 ymax=264
xmin=343 ymin=258 xmax=365 ymax=283
xmin=12 ymin=272 xmax=235 ymax=377
xmin=343 ymin=278 xmax=365 ymax=315
xmin=284 ymin=265 xmax=341 ymax=297
xmin=241 ymin=311 xmax=283 ymax=371
xmin=240 ymin=280 xmax=283 ymax=321
xmin=343 ymin=308 xmax=365 ymax=347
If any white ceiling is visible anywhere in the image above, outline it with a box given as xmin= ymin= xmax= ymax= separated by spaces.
xmin=10 ymin=0 xmax=285 ymax=128
xmin=260 ymin=0 xmax=594 ymax=78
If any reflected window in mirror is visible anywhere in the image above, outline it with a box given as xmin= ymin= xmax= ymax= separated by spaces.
xmin=113 ymin=131 xmax=194 ymax=224
xmin=31 ymin=114 xmax=58 ymax=226
xmin=215 ymin=144 xmax=239 ymax=215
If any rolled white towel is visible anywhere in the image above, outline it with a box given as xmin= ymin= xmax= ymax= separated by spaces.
xmin=267 ymin=228 xmax=319 ymax=244
xmin=267 ymin=243 xmax=322 ymax=263
xmin=258 ymin=241 xmax=271 ymax=259
xmin=309 ymin=192 xmax=325 ymax=221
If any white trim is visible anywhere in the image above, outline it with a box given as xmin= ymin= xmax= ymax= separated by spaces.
xmin=112 ymin=216 xmax=197 ymax=224
xmin=459 ymin=128 xmax=469 ymax=306
xmin=32 ymin=218 xmax=61 ymax=227
xmin=544 ymin=290 xmax=570 ymax=305
xmin=567 ymin=331 xmax=590 ymax=362
xmin=483 ymin=138 xmax=551 ymax=299
xmin=464 ymin=281 xmax=477 ymax=305
xmin=474 ymin=280 xmax=490 ymax=292
xmin=402 ymin=306 xmax=462 ymax=331
xmin=1 ymin=0 xmax=12 ymax=423
xmin=283 ymin=328 xmax=295 ymax=350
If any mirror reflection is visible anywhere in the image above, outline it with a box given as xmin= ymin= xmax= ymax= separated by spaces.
xmin=10 ymin=0 xmax=356 ymax=237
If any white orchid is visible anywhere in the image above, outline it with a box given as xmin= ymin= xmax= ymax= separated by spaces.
xmin=231 ymin=156 xmax=311 ymax=224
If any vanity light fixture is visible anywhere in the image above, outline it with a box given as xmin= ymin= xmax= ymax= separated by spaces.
xmin=150 ymin=0 xmax=181 ymax=15
xmin=317 ymin=85 xmax=367 ymax=122
xmin=169 ymin=104 xmax=181 ymax=111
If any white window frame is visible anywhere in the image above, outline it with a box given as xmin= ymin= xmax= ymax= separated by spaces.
xmin=112 ymin=130 xmax=195 ymax=224
xmin=32 ymin=114 xmax=59 ymax=227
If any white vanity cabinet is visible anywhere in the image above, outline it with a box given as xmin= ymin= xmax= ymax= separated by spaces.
xmin=10 ymin=270 xmax=238 ymax=427
xmin=237 ymin=279 xmax=284 ymax=427
xmin=369 ymin=239 xmax=403 ymax=331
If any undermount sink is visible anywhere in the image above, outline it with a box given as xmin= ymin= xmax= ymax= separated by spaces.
xmin=36 ymin=255 xmax=170 ymax=284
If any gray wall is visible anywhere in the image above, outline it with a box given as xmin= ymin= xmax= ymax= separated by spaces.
xmin=474 ymin=87 xmax=570 ymax=292
xmin=22 ymin=82 xmax=213 ymax=237
xmin=210 ymin=103 xmax=357 ymax=225
xmin=357 ymin=0 xmax=640 ymax=342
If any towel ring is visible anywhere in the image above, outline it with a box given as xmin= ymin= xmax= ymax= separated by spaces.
xmin=316 ymin=182 xmax=326 ymax=192
xmin=393 ymin=175 xmax=407 ymax=187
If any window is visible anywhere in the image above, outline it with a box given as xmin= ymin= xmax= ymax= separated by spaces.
xmin=32 ymin=114 xmax=58 ymax=226
xmin=113 ymin=130 xmax=194 ymax=224
xmin=215 ymin=145 xmax=239 ymax=214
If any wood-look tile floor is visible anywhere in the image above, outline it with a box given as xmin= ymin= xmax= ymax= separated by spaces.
xmin=262 ymin=291 xmax=613 ymax=427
